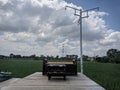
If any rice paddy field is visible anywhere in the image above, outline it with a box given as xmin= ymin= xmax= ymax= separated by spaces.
xmin=0 ymin=58 xmax=120 ymax=90
xmin=83 ymin=62 xmax=120 ymax=90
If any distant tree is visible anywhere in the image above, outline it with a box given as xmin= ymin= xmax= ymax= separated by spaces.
xmin=83 ymin=55 xmax=89 ymax=61
xmin=66 ymin=55 xmax=71 ymax=60
xmin=50 ymin=56 xmax=54 ymax=60
xmin=55 ymin=55 xmax=59 ymax=59
xmin=23 ymin=56 xmax=29 ymax=58
xmin=65 ymin=55 xmax=78 ymax=60
xmin=0 ymin=55 xmax=6 ymax=59
xmin=9 ymin=53 xmax=14 ymax=58
xmin=114 ymin=51 xmax=120 ymax=63
xmin=107 ymin=49 xmax=118 ymax=58
xmin=72 ymin=55 xmax=78 ymax=60
xmin=15 ymin=55 xmax=21 ymax=58
xmin=107 ymin=49 xmax=120 ymax=63
xmin=95 ymin=56 xmax=102 ymax=62
xmin=46 ymin=55 xmax=50 ymax=60
xmin=40 ymin=55 xmax=46 ymax=60
xmin=34 ymin=56 xmax=39 ymax=60
xmin=29 ymin=54 xmax=36 ymax=58
xmin=101 ymin=56 xmax=109 ymax=63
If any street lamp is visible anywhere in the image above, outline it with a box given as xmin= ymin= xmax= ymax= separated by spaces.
xmin=65 ymin=5 xmax=99 ymax=74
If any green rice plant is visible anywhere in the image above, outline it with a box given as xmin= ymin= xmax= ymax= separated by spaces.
xmin=0 ymin=59 xmax=120 ymax=90
xmin=84 ymin=61 xmax=120 ymax=90
xmin=0 ymin=59 xmax=42 ymax=77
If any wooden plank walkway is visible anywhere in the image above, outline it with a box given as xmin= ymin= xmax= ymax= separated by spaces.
xmin=0 ymin=72 xmax=105 ymax=90
xmin=0 ymin=78 xmax=20 ymax=90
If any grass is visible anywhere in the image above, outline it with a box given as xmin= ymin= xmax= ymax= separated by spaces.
xmin=0 ymin=59 xmax=42 ymax=78
xmin=0 ymin=59 xmax=120 ymax=90
xmin=83 ymin=62 xmax=120 ymax=90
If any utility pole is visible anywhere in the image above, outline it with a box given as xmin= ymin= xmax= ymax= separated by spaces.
xmin=65 ymin=6 xmax=99 ymax=74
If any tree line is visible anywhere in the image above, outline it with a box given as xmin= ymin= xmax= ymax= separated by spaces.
xmin=0 ymin=53 xmax=78 ymax=61
xmin=0 ymin=48 xmax=120 ymax=63
xmin=95 ymin=48 xmax=120 ymax=64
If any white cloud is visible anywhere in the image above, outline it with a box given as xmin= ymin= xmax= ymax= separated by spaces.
xmin=0 ymin=0 xmax=9 ymax=5
xmin=100 ymin=31 xmax=120 ymax=47
xmin=0 ymin=0 xmax=120 ymax=57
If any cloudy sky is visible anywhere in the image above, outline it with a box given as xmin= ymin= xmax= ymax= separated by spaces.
xmin=0 ymin=0 xmax=120 ymax=57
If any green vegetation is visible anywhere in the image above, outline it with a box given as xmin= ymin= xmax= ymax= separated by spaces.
xmin=84 ymin=62 xmax=120 ymax=90
xmin=95 ymin=48 xmax=120 ymax=63
xmin=0 ymin=59 xmax=42 ymax=77
xmin=0 ymin=59 xmax=120 ymax=90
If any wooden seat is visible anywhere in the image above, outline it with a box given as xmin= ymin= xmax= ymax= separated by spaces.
xmin=42 ymin=60 xmax=77 ymax=76
xmin=47 ymin=65 xmax=66 ymax=80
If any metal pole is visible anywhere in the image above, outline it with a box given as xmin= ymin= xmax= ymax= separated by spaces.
xmin=79 ymin=10 xmax=83 ymax=74
xmin=65 ymin=6 xmax=99 ymax=74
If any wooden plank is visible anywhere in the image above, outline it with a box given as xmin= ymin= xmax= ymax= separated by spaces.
xmin=1 ymin=72 xmax=105 ymax=90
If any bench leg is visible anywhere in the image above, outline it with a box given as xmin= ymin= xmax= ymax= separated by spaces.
xmin=48 ymin=75 xmax=51 ymax=80
xmin=63 ymin=75 xmax=66 ymax=80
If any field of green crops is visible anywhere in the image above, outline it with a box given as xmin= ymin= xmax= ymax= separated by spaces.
xmin=0 ymin=59 xmax=42 ymax=77
xmin=0 ymin=59 xmax=120 ymax=90
xmin=83 ymin=62 xmax=120 ymax=90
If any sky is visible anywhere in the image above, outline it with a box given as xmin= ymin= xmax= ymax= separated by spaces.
xmin=0 ymin=0 xmax=120 ymax=57
xmin=65 ymin=0 xmax=120 ymax=31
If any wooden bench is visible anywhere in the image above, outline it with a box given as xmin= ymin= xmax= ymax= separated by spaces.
xmin=42 ymin=60 xmax=77 ymax=78
xmin=47 ymin=64 xmax=66 ymax=80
